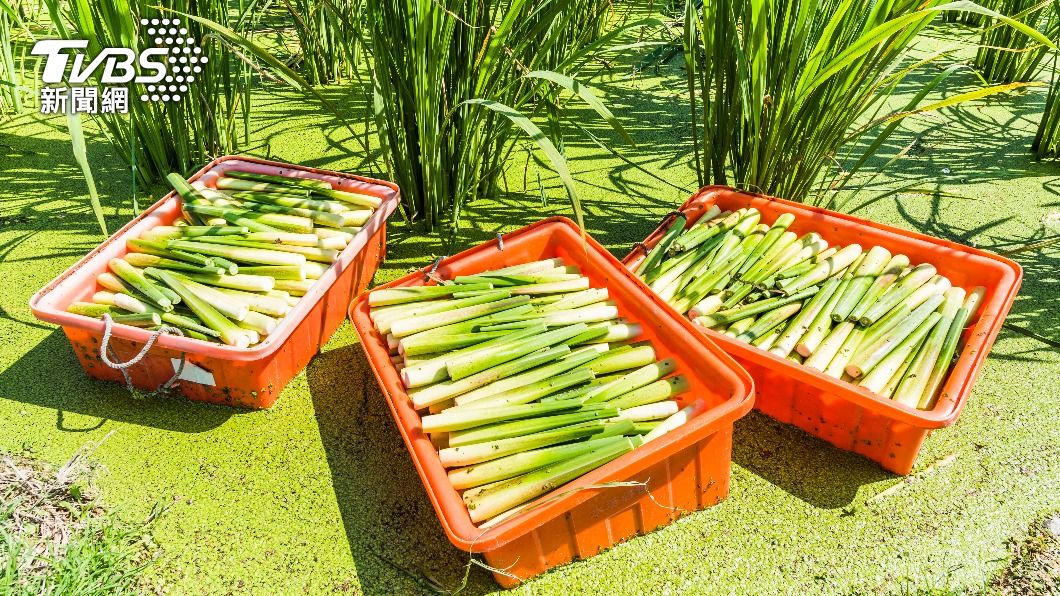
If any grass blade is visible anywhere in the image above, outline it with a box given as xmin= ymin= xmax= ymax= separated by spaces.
xmin=525 ymin=70 xmax=635 ymax=145
xmin=65 ymin=112 xmax=107 ymax=235
xmin=464 ymin=99 xmax=584 ymax=233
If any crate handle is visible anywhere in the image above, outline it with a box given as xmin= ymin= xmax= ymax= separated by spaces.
xmin=99 ymin=313 xmax=187 ymax=396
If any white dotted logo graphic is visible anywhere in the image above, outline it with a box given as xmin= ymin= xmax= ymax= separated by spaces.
xmin=137 ymin=18 xmax=207 ymax=103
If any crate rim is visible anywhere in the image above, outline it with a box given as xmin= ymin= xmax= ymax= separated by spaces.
xmin=349 ymin=216 xmax=755 ymax=553
xmin=627 ymin=184 xmax=1024 ymax=429
xmin=28 ymin=155 xmax=401 ymax=361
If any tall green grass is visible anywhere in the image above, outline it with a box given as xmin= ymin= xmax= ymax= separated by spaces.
xmin=43 ymin=0 xmax=254 ymax=186
xmin=974 ymin=0 xmax=1058 ymax=83
xmin=941 ymin=7 xmax=985 ymax=26
xmin=366 ymin=0 xmax=619 ymax=236
xmin=0 ymin=0 xmax=26 ymax=115
xmin=680 ymin=0 xmax=1053 ymax=204
xmin=283 ymin=0 xmax=363 ymax=84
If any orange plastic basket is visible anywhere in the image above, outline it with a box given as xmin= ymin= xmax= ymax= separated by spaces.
xmin=29 ymin=156 xmax=400 ymax=409
xmin=349 ymin=217 xmax=754 ymax=587
xmin=624 ymin=186 xmax=1023 ymax=475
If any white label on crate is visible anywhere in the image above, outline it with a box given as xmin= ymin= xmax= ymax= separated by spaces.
xmin=171 ymin=359 xmax=216 ymax=386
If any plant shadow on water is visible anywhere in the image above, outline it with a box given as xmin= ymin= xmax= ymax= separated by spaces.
xmin=0 ymin=132 xmax=113 ymax=263
xmin=307 ymin=344 xmax=498 ymax=596
xmin=0 ymin=330 xmax=233 ymax=433
xmin=887 ymin=191 xmax=1060 ymax=356
xmin=814 ymin=62 xmax=1060 ymax=354
xmin=0 ymin=115 xmax=148 ymax=219
xmin=823 ymin=69 xmax=1052 ymax=213
xmin=249 ymin=84 xmax=385 ymax=173
xmin=845 ymin=91 xmax=1053 ymax=192
xmin=731 ymin=412 xmax=894 ymax=509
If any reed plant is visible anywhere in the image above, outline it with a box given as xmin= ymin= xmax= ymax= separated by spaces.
xmin=680 ymin=0 xmax=1053 ymax=204
xmin=974 ymin=0 xmax=1059 ymax=83
xmin=1034 ymin=51 xmax=1060 ymax=158
xmin=366 ymin=0 xmax=620 ymax=235
xmin=42 ymin=0 xmax=256 ymax=186
xmin=283 ymin=0 xmax=362 ymax=84
xmin=941 ymin=8 xmax=984 ymax=26
xmin=44 ymin=0 xmax=330 ymax=189
xmin=0 ymin=0 xmax=27 ymax=115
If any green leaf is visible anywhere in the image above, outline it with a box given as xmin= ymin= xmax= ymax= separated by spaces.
xmin=1 ymin=0 xmax=32 ymax=36
xmin=463 ymin=99 xmax=584 ymax=233
xmin=881 ymin=81 xmax=1043 ymax=124
xmin=168 ymin=10 xmax=307 ymax=89
xmin=802 ymin=11 xmax=934 ymax=94
xmin=525 ymin=70 xmax=635 ymax=146
xmin=65 ymin=112 xmax=107 ymax=236
xmin=837 ymin=62 xmax=968 ymax=196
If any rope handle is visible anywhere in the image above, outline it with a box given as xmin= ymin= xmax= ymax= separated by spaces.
xmin=100 ymin=313 xmax=187 ymax=396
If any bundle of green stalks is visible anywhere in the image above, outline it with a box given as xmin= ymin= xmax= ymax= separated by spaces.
xmin=632 ymin=207 xmax=986 ymax=411
xmin=974 ymin=0 xmax=1058 ymax=83
xmin=369 ymin=259 xmax=706 ymax=525
xmin=66 ymin=170 xmax=380 ymax=347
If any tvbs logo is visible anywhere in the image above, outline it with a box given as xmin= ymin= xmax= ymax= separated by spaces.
xmin=34 ymin=39 xmax=170 ymax=85
xmin=31 ymin=18 xmax=206 ymax=113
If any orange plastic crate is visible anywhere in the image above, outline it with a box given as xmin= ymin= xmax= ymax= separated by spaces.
xmin=29 ymin=156 xmax=400 ymax=409
xmin=624 ymin=186 xmax=1023 ymax=475
xmin=349 ymin=217 xmax=754 ymax=587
